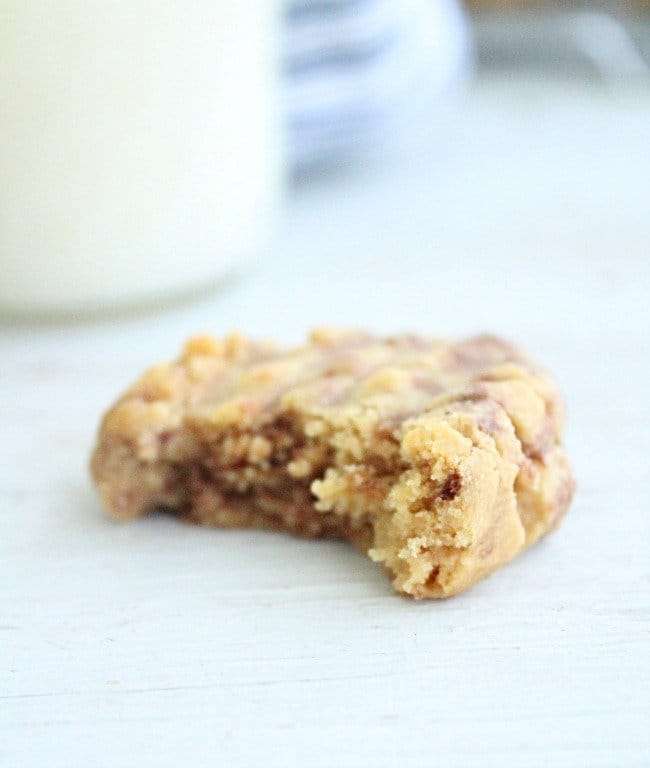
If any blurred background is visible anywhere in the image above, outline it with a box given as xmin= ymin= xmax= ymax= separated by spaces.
xmin=287 ymin=0 xmax=650 ymax=169
xmin=1 ymin=0 xmax=648 ymax=318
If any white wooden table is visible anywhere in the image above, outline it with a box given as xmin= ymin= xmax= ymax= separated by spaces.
xmin=2 ymin=76 xmax=649 ymax=767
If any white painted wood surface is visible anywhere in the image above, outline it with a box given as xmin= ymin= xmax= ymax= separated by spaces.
xmin=2 ymin=76 xmax=649 ymax=767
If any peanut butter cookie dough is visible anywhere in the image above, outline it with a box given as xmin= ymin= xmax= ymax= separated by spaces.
xmin=91 ymin=329 xmax=575 ymax=598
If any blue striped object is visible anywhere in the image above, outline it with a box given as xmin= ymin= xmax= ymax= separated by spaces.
xmin=284 ymin=0 xmax=471 ymax=166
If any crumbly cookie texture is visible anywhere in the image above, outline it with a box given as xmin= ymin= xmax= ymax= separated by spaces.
xmin=91 ymin=329 xmax=575 ymax=598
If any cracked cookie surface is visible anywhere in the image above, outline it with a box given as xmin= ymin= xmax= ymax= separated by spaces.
xmin=91 ymin=329 xmax=575 ymax=598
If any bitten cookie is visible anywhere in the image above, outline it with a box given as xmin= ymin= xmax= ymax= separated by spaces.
xmin=91 ymin=329 xmax=575 ymax=598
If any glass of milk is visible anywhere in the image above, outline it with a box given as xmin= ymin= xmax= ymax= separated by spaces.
xmin=0 ymin=2 xmax=280 ymax=316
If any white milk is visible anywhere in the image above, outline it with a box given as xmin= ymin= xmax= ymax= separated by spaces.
xmin=0 ymin=2 xmax=280 ymax=314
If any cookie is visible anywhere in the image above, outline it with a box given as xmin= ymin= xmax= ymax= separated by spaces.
xmin=91 ymin=329 xmax=575 ymax=598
